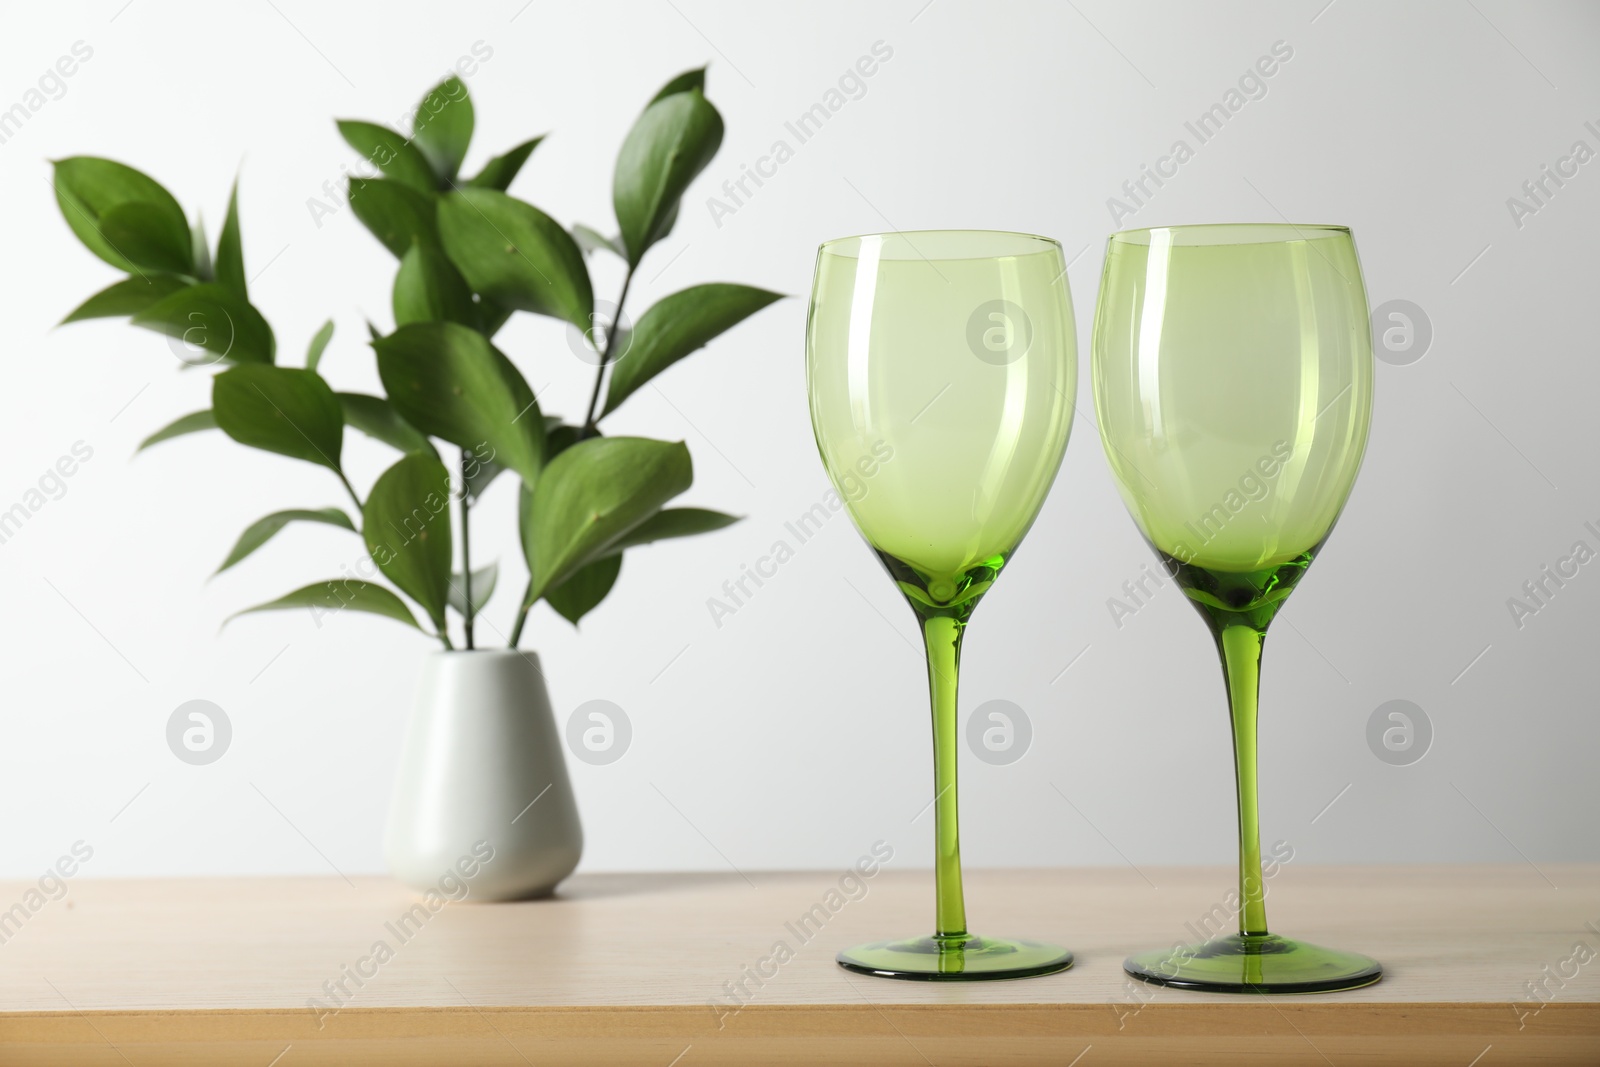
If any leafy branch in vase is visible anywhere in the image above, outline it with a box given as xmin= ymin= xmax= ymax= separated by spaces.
xmin=51 ymin=68 xmax=780 ymax=650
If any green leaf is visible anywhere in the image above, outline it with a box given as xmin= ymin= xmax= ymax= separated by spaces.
xmin=130 ymin=282 xmax=276 ymax=366
xmin=363 ymin=452 xmax=454 ymax=631
xmin=336 ymin=120 xmax=437 ymax=193
xmin=603 ymin=283 xmax=782 ymax=416
xmin=213 ymin=364 xmax=344 ymax=471
xmin=51 ymin=157 xmax=192 ymax=275
xmin=448 ymin=560 xmax=499 ymax=620
xmin=374 ymin=321 xmax=543 ymax=483
xmin=61 ymin=275 xmax=189 ymax=324
xmin=137 ymin=409 xmax=215 ymax=452
xmin=546 ymin=554 xmax=621 ymax=626
xmin=394 ymin=240 xmax=477 ymax=327
xmin=411 ymin=76 xmax=474 ymax=182
xmin=338 ymin=392 xmax=438 ymax=457
xmin=215 ymin=178 xmax=247 ymax=299
xmin=604 ymin=507 xmax=740 ymax=555
xmin=305 ymin=320 xmax=335 ymax=371
xmin=98 ymin=201 xmax=196 ymax=276
xmin=522 ymin=436 xmax=692 ymax=601
xmin=572 ymin=223 xmax=625 ymax=259
xmin=543 ymin=422 xmax=584 ymax=460
xmin=612 ymin=89 xmax=723 ymax=265
xmin=215 ymin=507 xmax=355 ymax=575
xmin=465 ymin=136 xmax=544 ymax=191
xmin=347 ymin=178 xmax=438 ymax=258
xmin=648 ymin=66 xmax=707 ymax=105
xmin=478 ymin=296 xmax=513 ymax=337
xmin=437 ymin=188 xmax=592 ymax=330
xmin=225 ymin=580 xmax=421 ymax=633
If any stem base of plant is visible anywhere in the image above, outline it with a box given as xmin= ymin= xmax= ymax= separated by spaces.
xmin=458 ymin=447 xmax=475 ymax=651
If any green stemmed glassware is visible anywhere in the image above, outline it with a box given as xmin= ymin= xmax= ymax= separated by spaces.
xmin=1092 ymin=223 xmax=1381 ymax=993
xmin=807 ymin=230 xmax=1076 ymax=980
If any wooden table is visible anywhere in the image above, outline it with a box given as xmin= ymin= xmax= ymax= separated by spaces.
xmin=1 ymin=865 xmax=1596 ymax=1064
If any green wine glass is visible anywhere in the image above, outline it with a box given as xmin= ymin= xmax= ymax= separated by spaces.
xmin=807 ymin=229 xmax=1076 ymax=980
xmin=1091 ymin=223 xmax=1381 ymax=993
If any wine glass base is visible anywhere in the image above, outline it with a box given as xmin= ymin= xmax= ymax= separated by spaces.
xmin=1125 ymin=933 xmax=1381 ymax=994
xmin=837 ymin=935 xmax=1073 ymax=981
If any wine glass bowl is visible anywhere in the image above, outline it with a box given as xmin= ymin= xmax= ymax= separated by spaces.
xmin=809 ymin=230 xmax=1077 ymax=618
xmin=807 ymin=230 xmax=1076 ymax=980
xmin=1093 ymin=224 xmax=1371 ymax=572
xmin=1091 ymin=222 xmax=1381 ymax=993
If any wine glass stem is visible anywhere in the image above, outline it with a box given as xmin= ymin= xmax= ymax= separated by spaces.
xmin=1217 ymin=622 xmax=1270 ymax=937
xmin=922 ymin=615 xmax=969 ymax=941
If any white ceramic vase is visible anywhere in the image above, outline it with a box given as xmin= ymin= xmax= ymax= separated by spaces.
xmin=385 ymin=650 xmax=582 ymax=901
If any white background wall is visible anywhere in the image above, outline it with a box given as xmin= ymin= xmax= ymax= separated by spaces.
xmin=1 ymin=0 xmax=1595 ymax=883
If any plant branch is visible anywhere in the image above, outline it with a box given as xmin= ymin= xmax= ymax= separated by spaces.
xmin=336 ymin=470 xmax=363 ymax=513
xmin=579 ymin=263 xmax=636 ymax=439
xmin=521 ymin=260 xmax=638 ymax=647
xmin=458 ymin=447 xmax=474 ymax=650
xmin=508 ymin=584 xmax=534 ymax=649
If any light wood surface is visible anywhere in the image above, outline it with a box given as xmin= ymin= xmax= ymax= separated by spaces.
xmin=1 ymin=865 xmax=1596 ymax=1064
